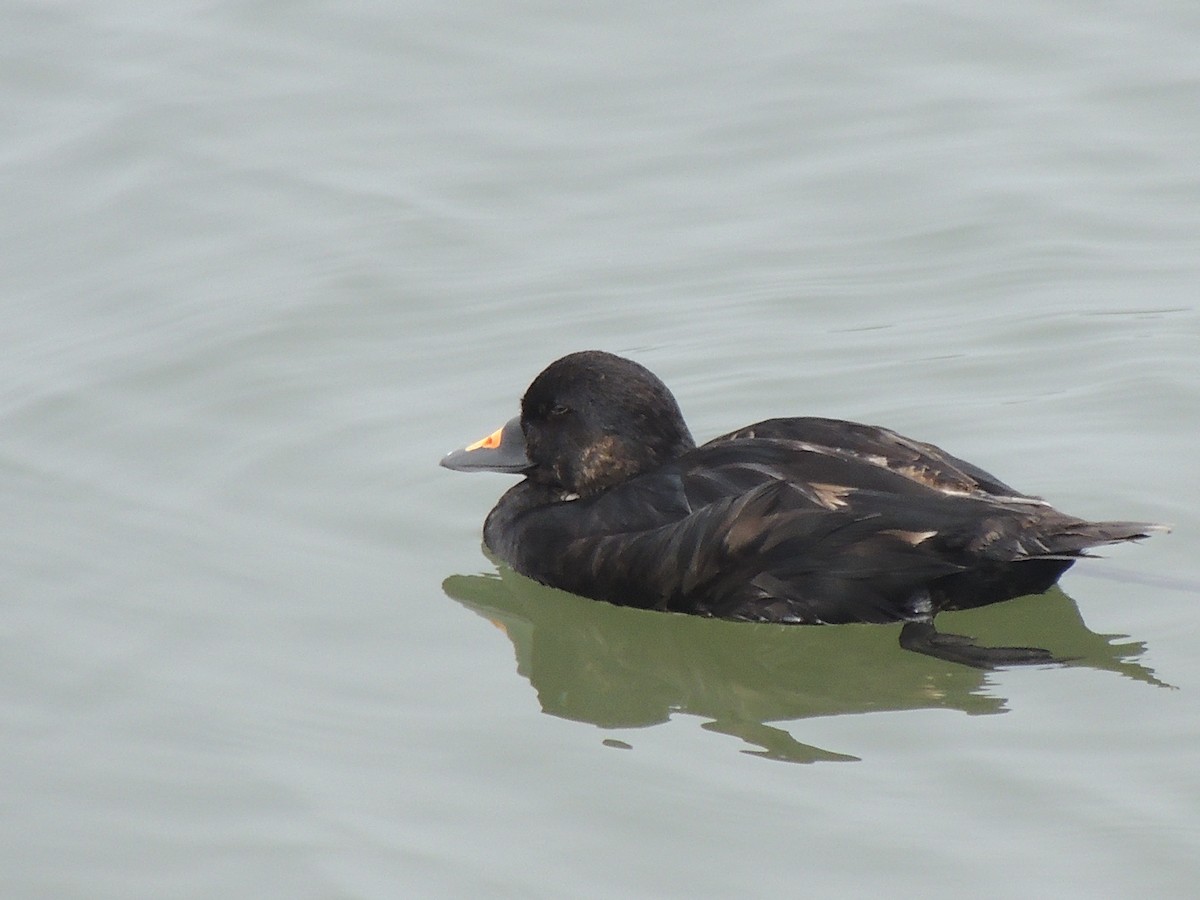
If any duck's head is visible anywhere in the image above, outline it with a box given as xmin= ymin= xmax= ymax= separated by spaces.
xmin=441 ymin=350 xmax=696 ymax=497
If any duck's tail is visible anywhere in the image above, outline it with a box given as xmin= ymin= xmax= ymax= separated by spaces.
xmin=1033 ymin=519 xmax=1170 ymax=560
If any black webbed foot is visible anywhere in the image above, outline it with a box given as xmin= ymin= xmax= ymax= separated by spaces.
xmin=899 ymin=621 xmax=1066 ymax=670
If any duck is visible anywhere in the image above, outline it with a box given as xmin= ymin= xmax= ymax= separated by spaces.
xmin=440 ymin=350 xmax=1164 ymax=668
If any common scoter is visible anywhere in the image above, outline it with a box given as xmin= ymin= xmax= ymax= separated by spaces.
xmin=441 ymin=350 xmax=1164 ymax=668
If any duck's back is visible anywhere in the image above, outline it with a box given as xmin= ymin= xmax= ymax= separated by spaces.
xmin=706 ymin=416 xmax=1032 ymax=501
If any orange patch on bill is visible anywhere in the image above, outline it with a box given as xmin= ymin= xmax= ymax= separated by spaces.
xmin=465 ymin=426 xmax=505 ymax=452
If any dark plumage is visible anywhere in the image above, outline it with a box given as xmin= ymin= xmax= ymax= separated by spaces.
xmin=441 ymin=350 xmax=1165 ymax=668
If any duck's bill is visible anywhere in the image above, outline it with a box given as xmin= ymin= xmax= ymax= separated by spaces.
xmin=440 ymin=416 xmax=532 ymax=473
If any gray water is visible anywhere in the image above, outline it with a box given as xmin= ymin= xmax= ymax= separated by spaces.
xmin=4 ymin=2 xmax=1199 ymax=897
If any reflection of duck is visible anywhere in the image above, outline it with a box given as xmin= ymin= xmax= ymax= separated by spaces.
xmin=442 ymin=351 xmax=1165 ymax=667
xmin=443 ymin=569 xmax=1165 ymax=763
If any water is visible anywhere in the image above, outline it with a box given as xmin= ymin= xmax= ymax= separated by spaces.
xmin=3 ymin=1 xmax=1199 ymax=897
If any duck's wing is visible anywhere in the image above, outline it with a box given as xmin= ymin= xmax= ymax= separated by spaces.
xmin=707 ymin=417 xmax=1040 ymax=503
xmin=548 ymin=478 xmax=965 ymax=626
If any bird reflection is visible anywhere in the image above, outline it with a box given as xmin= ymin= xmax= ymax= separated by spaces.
xmin=443 ymin=568 xmax=1165 ymax=764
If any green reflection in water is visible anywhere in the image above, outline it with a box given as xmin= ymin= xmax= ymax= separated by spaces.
xmin=443 ymin=567 xmax=1165 ymax=764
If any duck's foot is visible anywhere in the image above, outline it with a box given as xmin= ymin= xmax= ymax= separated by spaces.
xmin=899 ymin=621 xmax=1063 ymax=670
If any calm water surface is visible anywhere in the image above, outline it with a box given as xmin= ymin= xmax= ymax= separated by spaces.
xmin=3 ymin=1 xmax=1199 ymax=897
